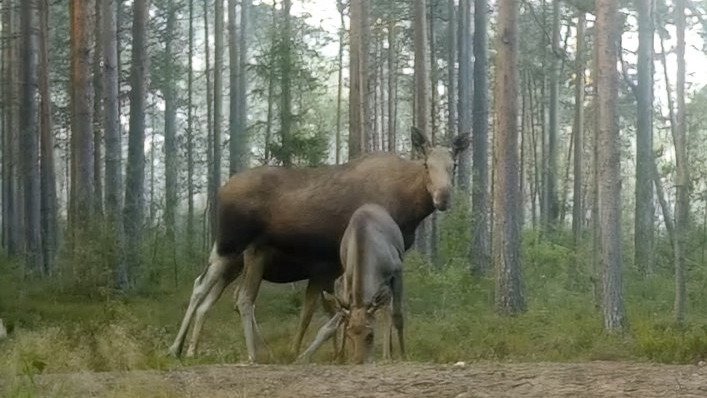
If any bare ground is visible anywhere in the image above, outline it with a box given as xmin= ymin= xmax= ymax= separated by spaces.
xmin=11 ymin=361 xmax=707 ymax=397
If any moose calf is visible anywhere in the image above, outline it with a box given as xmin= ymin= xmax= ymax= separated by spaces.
xmin=298 ymin=203 xmax=405 ymax=364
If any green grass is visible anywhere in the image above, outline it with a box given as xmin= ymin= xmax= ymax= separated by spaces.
xmin=2 ymin=222 xmax=707 ymax=396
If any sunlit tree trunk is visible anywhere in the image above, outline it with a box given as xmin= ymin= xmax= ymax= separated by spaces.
xmin=595 ymin=0 xmax=626 ymax=331
xmin=493 ymin=0 xmax=525 ymax=315
xmin=414 ymin=0 xmax=431 ymax=257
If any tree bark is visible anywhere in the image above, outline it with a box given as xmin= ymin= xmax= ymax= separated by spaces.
xmin=595 ymin=0 xmax=626 ymax=331
xmin=124 ymin=0 xmax=148 ymax=285
xmin=21 ymin=0 xmax=43 ymax=273
xmin=204 ymin=0 xmax=214 ymax=241
xmin=237 ymin=0 xmax=250 ymax=169
xmin=493 ymin=0 xmax=525 ymax=315
xmin=447 ymin=0 xmax=456 ymax=143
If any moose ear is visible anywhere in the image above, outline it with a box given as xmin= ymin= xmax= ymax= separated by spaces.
xmin=452 ymin=134 xmax=470 ymax=157
xmin=410 ymin=126 xmax=431 ymax=156
xmin=367 ymin=285 xmax=392 ymax=314
xmin=323 ymin=291 xmax=349 ymax=314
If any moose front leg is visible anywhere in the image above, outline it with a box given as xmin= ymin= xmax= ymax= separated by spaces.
xmin=236 ymin=246 xmax=267 ymax=363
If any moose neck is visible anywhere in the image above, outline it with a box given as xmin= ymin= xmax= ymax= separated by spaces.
xmin=394 ymin=159 xmax=435 ymax=243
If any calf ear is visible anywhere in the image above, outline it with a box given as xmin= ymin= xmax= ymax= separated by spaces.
xmin=411 ymin=126 xmax=431 ymax=157
xmin=367 ymin=285 xmax=392 ymax=314
xmin=452 ymin=134 xmax=470 ymax=157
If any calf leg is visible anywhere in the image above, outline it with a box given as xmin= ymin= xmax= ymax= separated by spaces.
xmin=168 ymin=245 xmax=232 ymax=357
xmin=235 ymin=246 xmax=267 ymax=363
xmin=296 ymin=312 xmax=344 ymax=363
xmin=381 ymin=303 xmax=393 ymax=361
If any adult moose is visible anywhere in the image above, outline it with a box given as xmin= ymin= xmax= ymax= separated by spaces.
xmin=297 ymin=204 xmax=406 ymax=364
xmin=169 ymin=127 xmax=469 ymax=362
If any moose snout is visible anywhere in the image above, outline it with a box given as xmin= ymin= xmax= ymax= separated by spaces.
xmin=433 ymin=189 xmax=451 ymax=211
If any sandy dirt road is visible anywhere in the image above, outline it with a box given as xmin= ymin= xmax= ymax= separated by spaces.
xmin=10 ymin=361 xmax=707 ymax=397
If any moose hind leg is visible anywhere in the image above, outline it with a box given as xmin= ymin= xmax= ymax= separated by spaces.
xmin=185 ymin=258 xmax=241 ymax=357
xmin=392 ymin=273 xmax=405 ymax=359
xmin=168 ymin=245 xmax=231 ymax=357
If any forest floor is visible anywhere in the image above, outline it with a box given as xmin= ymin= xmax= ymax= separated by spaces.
xmin=9 ymin=360 xmax=707 ymax=397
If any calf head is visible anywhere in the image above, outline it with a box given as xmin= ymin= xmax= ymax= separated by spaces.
xmin=324 ymin=285 xmax=392 ymax=364
xmin=411 ymin=127 xmax=470 ymax=211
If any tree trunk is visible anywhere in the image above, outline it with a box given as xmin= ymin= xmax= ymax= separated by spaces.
xmin=387 ymin=17 xmax=397 ymax=153
xmin=595 ymin=0 xmax=626 ymax=331
xmin=70 ymin=0 xmax=95 ymax=237
xmin=124 ymin=0 xmax=148 ymax=285
xmin=228 ymin=0 xmax=239 ymax=173
xmin=204 ymin=0 xmax=214 ymax=242
xmin=634 ymin=0 xmax=655 ymax=276
xmin=414 ymin=0 xmax=431 ymax=257
xmin=674 ymin=0 xmax=688 ymax=324
xmin=186 ymin=0 xmax=195 ymax=257
xmin=493 ymin=0 xmax=525 ymax=315
xmin=545 ymin=0 xmax=561 ymax=230
xmin=93 ymin=0 xmax=104 ymax=217
xmin=164 ymin=0 xmax=178 ymax=246
xmin=348 ymin=0 xmax=368 ymax=160
xmin=335 ymin=0 xmax=345 ymax=162
xmin=569 ymin=12 xmax=585 ymax=287
xmin=457 ymin=0 xmax=472 ymax=191
xmin=280 ymin=0 xmax=293 ymax=166
xmin=237 ymin=0 xmax=250 ymax=169
xmin=39 ymin=0 xmax=57 ymax=273
xmin=471 ymin=0 xmax=491 ymax=274
xmin=20 ymin=0 xmax=43 ymax=273
xmin=264 ymin=1 xmax=275 ymax=162
xmin=102 ymin=0 xmax=125 ymax=287
xmin=213 ymin=0 xmax=224 ymax=230
xmin=447 ymin=0 xmax=456 ymax=143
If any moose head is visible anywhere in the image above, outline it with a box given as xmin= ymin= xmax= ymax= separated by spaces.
xmin=411 ymin=127 xmax=470 ymax=211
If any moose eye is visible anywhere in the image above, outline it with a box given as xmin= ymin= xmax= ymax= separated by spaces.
xmin=365 ymin=333 xmax=374 ymax=343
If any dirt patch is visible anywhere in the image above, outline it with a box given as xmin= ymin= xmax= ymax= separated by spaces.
xmin=10 ymin=361 xmax=707 ymax=397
